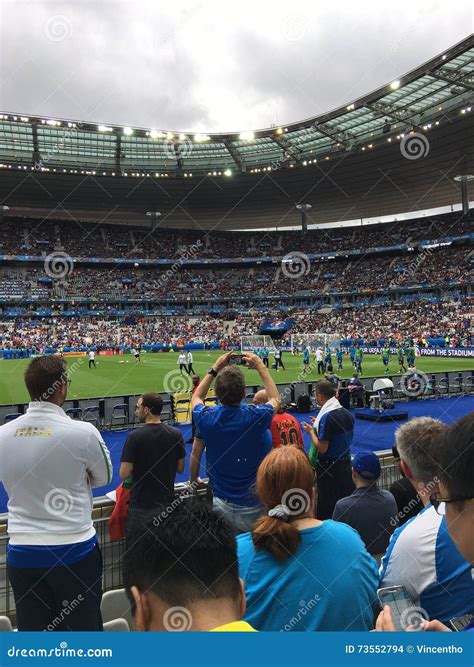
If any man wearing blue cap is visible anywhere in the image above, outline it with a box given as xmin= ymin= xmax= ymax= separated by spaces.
xmin=332 ymin=451 xmax=399 ymax=556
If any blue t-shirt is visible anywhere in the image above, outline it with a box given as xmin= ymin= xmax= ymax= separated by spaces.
xmin=303 ymin=349 xmax=309 ymax=362
xmin=318 ymin=407 xmax=354 ymax=459
xmin=193 ymin=402 xmax=273 ymax=506
xmin=237 ymin=521 xmax=378 ymax=631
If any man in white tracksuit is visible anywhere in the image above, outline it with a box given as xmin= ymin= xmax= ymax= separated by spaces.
xmin=0 ymin=355 xmax=112 ymax=631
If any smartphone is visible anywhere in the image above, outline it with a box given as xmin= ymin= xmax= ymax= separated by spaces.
xmin=448 ymin=614 xmax=474 ymax=632
xmin=229 ymin=354 xmax=246 ymax=365
xmin=377 ymin=586 xmax=424 ymax=631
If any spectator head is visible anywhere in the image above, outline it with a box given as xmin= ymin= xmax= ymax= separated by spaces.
xmin=252 ymin=447 xmax=315 ymax=561
xmin=136 ymin=393 xmax=163 ymax=422
xmin=215 ymin=366 xmax=246 ymax=406
xmin=191 ymin=375 xmax=200 ymax=388
xmin=24 ymin=354 xmax=68 ymax=405
xmin=314 ymin=380 xmax=336 ymax=405
xmin=432 ymin=414 xmax=474 ymax=563
xmin=123 ymin=500 xmax=244 ymax=631
xmin=394 ymin=417 xmax=447 ymax=501
xmin=253 ymin=389 xmax=268 ymax=405
xmin=352 ymin=451 xmax=381 ymax=487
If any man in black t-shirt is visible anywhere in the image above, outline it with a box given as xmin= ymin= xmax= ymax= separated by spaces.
xmin=120 ymin=393 xmax=185 ymax=533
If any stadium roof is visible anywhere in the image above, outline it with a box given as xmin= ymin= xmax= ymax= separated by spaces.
xmin=0 ymin=36 xmax=472 ymax=177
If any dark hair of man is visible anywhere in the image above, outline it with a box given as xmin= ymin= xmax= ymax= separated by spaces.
xmin=140 ymin=393 xmax=163 ymax=416
xmin=315 ymin=380 xmax=336 ymax=400
xmin=24 ymin=355 xmax=67 ymax=401
xmin=215 ymin=366 xmax=245 ymax=405
xmin=123 ymin=500 xmax=240 ymax=611
xmin=433 ymin=413 xmax=474 ymax=508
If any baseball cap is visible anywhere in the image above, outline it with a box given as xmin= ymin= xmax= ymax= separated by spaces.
xmin=352 ymin=451 xmax=381 ymax=480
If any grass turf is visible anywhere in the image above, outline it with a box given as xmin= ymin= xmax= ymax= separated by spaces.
xmin=0 ymin=351 xmax=472 ymax=405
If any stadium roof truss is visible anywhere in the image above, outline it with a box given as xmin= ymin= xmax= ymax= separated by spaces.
xmin=0 ymin=36 xmax=472 ymax=178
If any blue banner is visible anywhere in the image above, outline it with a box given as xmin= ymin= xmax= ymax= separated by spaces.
xmin=0 ymin=631 xmax=471 ymax=667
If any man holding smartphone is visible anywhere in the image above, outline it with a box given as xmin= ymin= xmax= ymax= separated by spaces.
xmin=190 ymin=352 xmax=280 ymax=534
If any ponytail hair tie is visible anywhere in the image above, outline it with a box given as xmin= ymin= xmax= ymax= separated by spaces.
xmin=268 ymin=504 xmax=290 ymax=521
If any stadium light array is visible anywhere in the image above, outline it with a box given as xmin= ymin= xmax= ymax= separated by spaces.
xmin=98 ymin=125 xmax=113 ymax=132
xmin=194 ymin=133 xmax=210 ymax=142
xmin=224 ymin=169 xmax=232 ymax=176
xmin=390 ymin=80 xmax=400 ymax=90
xmin=123 ymin=127 xmax=134 ymax=136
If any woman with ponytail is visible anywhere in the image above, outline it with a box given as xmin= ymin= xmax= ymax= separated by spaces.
xmin=237 ymin=447 xmax=378 ymax=631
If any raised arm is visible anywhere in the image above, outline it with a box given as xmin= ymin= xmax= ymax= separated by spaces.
xmin=242 ymin=352 xmax=281 ymax=413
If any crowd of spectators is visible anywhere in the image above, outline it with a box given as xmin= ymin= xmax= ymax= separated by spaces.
xmin=0 ymin=297 xmax=471 ymax=351
xmin=0 ymin=210 xmax=471 ymax=259
xmin=0 ymin=243 xmax=471 ymax=304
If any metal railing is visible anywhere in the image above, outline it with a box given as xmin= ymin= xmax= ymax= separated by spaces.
xmin=0 ymin=456 xmax=401 ymax=622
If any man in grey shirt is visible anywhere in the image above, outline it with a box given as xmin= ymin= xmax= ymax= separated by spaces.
xmin=332 ymin=451 xmax=399 ymax=555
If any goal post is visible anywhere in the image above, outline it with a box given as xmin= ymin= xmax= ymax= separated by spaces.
xmin=290 ymin=333 xmax=341 ymax=353
xmin=240 ymin=335 xmax=278 ymax=352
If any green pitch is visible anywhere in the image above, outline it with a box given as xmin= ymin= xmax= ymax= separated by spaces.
xmin=0 ymin=352 xmax=472 ymax=405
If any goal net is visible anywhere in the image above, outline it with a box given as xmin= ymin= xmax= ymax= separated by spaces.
xmin=290 ymin=333 xmax=341 ymax=353
xmin=240 ymin=335 xmax=278 ymax=352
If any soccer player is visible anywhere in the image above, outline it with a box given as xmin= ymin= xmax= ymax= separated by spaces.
xmin=397 ymin=343 xmax=407 ymax=373
xmin=349 ymin=344 xmax=356 ymax=368
xmin=88 ymin=349 xmax=96 ymax=369
xmin=303 ymin=346 xmax=310 ymax=373
xmin=324 ymin=346 xmax=332 ymax=373
xmin=315 ymin=347 xmax=324 ymax=375
xmin=187 ymin=350 xmax=195 ymax=375
xmin=131 ymin=347 xmax=141 ymax=363
xmin=406 ymin=341 xmax=416 ymax=368
xmin=336 ymin=347 xmax=343 ymax=371
xmin=178 ymin=351 xmax=187 ymax=375
xmin=381 ymin=344 xmax=390 ymax=374
xmin=354 ymin=344 xmax=363 ymax=375
xmin=274 ymin=348 xmax=285 ymax=371
xmin=262 ymin=346 xmax=269 ymax=368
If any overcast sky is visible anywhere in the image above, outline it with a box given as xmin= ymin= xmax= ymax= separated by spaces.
xmin=0 ymin=0 xmax=471 ymax=133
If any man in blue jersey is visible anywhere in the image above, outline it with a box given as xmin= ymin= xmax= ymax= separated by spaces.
xmin=191 ymin=351 xmax=280 ymax=534
xmin=324 ymin=347 xmax=332 ymax=373
xmin=380 ymin=417 xmax=474 ymax=624
xmin=349 ymin=344 xmax=356 ymax=368
xmin=302 ymin=380 xmax=355 ymax=519
xmin=336 ymin=347 xmax=343 ymax=371
xmin=303 ymin=346 xmax=310 ymax=373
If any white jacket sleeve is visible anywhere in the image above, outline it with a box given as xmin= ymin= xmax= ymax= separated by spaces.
xmin=86 ymin=426 xmax=113 ymax=488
